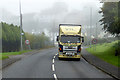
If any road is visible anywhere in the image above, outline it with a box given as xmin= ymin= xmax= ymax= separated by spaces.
xmin=2 ymin=48 xmax=114 ymax=79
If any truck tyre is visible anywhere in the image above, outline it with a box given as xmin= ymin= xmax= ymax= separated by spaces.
xmin=76 ymin=58 xmax=80 ymax=61
xmin=58 ymin=57 xmax=62 ymax=60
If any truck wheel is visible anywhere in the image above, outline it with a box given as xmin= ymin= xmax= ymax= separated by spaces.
xmin=58 ymin=57 xmax=62 ymax=60
xmin=76 ymin=58 xmax=80 ymax=61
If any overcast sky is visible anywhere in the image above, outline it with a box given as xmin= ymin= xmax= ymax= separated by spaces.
xmin=0 ymin=0 xmax=104 ymax=36
xmin=0 ymin=0 xmax=102 ymax=15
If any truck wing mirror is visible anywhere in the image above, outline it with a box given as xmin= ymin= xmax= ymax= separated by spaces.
xmin=82 ymin=37 xmax=84 ymax=43
xmin=56 ymin=36 xmax=59 ymax=41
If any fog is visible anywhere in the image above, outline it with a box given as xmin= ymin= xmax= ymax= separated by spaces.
xmin=0 ymin=0 xmax=104 ymax=38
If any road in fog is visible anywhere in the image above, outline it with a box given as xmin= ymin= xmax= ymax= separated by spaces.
xmin=2 ymin=48 xmax=112 ymax=79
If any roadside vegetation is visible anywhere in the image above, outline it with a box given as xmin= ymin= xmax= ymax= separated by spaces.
xmin=2 ymin=22 xmax=25 ymax=52
xmin=86 ymin=2 xmax=120 ymax=67
xmin=25 ymin=32 xmax=53 ymax=49
xmin=86 ymin=40 xmax=120 ymax=67
xmin=0 ymin=50 xmax=32 ymax=60
xmin=2 ymin=22 xmax=53 ymax=52
xmin=1 ymin=22 xmax=53 ymax=60
xmin=99 ymin=2 xmax=120 ymax=36
xmin=0 ymin=55 xmax=9 ymax=60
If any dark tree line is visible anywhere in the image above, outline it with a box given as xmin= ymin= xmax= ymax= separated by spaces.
xmin=2 ymin=22 xmax=53 ymax=52
xmin=25 ymin=32 xmax=53 ymax=49
xmin=99 ymin=2 xmax=120 ymax=36
xmin=99 ymin=2 xmax=120 ymax=56
xmin=2 ymin=22 xmax=25 ymax=52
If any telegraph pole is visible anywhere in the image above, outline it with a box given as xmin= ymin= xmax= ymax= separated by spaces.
xmin=95 ymin=23 xmax=97 ymax=51
xmin=19 ymin=0 xmax=23 ymax=51
xmin=90 ymin=7 xmax=92 ymax=48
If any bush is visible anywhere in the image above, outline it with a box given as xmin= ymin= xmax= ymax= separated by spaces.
xmin=25 ymin=32 xmax=52 ymax=49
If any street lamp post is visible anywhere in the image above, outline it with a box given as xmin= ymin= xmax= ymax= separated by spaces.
xmin=19 ymin=0 xmax=23 ymax=51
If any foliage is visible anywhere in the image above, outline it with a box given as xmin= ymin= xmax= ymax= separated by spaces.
xmin=99 ymin=2 xmax=120 ymax=36
xmin=2 ymin=22 xmax=25 ymax=52
xmin=25 ymin=32 xmax=53 ymax=49
xmin=2 ymin=22 xmax=52 ymax=52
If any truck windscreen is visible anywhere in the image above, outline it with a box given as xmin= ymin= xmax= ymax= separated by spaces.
xmin=60 ymin=35 xmax=81 ymax=43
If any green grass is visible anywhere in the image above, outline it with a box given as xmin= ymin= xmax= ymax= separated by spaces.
xmin=0 ymin=50 xmax=32 ymax=60
xmin=0 ymin=55 xmax=9 ymax=60
xmin=86 ymin=40 xmax=120 ymax=67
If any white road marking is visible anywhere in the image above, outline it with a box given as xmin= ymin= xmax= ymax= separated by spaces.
xmin=52 ymin=55 xmax=58 ymax=79
xmin=52 ymin=64 xmax=55 ymax=71
xmin=81 ymin=47 xmax=83 ymax=49
xmin=0 ymin=70 xmax=2 ymax=80
xmin=53 ymin=59 xmax=55 ymax=63
xmin=82 ymin=57 xmax=88 ymax=64
xmin=53 ymin=74 xmax=58 ymax=80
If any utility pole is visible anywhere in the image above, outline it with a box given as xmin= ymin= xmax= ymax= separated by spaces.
xmin=86 ymin=26 xmax=88 ymax=46
xmin=90 ymin=7 xmax=92 ymax=48
xmin=19 ymin=0 xmax=23 ymax=51
xmin=95 ymin=23 xmax=97 ymax=51
xmin=96 ymin=23 xmax=97 ymax=38
xmin=0 ymin=23 xmax=2 ymax=53
xmin=53 ymin=17 xmax=56 ymax=46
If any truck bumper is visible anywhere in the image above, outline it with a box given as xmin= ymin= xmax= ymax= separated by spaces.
xmin=58 ymin=54 xmax=81 ymax=59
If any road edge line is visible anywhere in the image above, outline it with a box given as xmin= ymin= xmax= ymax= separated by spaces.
xmin=81 ymin=55 xmax=120 ymax=80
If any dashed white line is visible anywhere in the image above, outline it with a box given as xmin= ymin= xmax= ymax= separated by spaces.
xmin=52 ymin=54 xmax=58 ymax=80
xmin=52 ymin=64 xmax=55 ymax=71
xmin=53 ymin=59 xmax=55 ymax=63
xmin=81 ymin=47 xmax=83 ymax=49
xmin=53 ymin=74 xmax=58 ymax=80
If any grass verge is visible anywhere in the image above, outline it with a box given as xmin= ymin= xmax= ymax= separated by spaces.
xmin=0 ymin=50 xmax=32 ymax=60
xmin=86 ymin=40 xmax=120 ymax=67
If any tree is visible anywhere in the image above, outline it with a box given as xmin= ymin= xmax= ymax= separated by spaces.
xmin=2 ymin=22 xmax=25 ymax=52
xmin=99 ymin=2 xmax=120 ymax=36
xmin=25 ymin=32 xmax=52 ymax=49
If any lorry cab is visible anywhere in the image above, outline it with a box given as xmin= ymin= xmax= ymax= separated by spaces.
xmin=57 ymin=24 xmax=84 ymax=60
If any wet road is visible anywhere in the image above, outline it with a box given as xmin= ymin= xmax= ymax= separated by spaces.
xmin=2 ymin=48 xmax=113 ymax=79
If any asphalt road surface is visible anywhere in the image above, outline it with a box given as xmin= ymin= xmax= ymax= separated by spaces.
xmin=2 ymin=48 xmax=114 ymax=79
